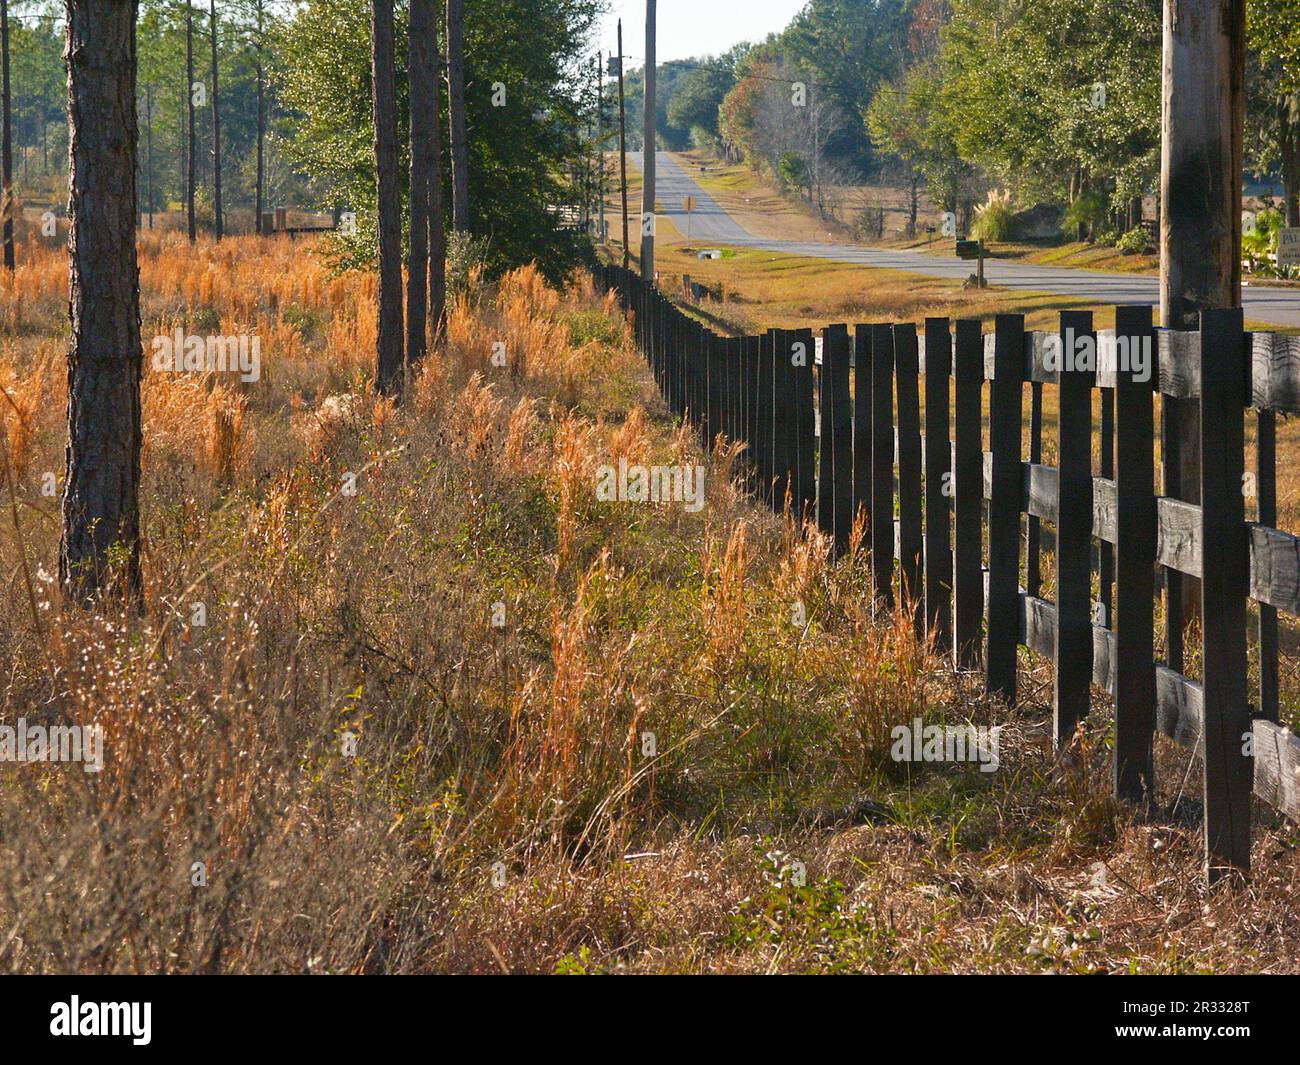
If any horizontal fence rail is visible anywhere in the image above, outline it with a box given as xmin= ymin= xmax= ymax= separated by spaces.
xmin=599 ymin=262 xmax=1300 ymax=885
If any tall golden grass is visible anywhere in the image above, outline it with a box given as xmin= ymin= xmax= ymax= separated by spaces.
xmin=0 ymin=236 xmax=1296 ymax=974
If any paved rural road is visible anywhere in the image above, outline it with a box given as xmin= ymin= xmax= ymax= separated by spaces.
xmin=630 ymin=151 xmax=1300 ymax=329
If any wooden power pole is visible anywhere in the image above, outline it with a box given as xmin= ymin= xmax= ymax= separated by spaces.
xmin=1159 ymin=4 xmax=1245 ymax=622
xmin=617 ymin=19 xmax=628 ymax=270
xmin=640 ymin=0 xmax=656 ymax=280
xmin=1159 ymin=0 xmax=1247 ymax=882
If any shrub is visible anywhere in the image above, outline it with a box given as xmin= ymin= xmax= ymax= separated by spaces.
xmin=971 ymin=189 xmax=1014 ymax=242
xmin=1115 ymin=227 xmax=1149 ymax=255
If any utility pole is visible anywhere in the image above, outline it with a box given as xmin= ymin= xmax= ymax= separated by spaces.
xmin=1159 ymin=2 xmax=1245 ymax=624
xmin=618 ymin=19 xmax=628 ymax=270
xmin=1159 ymin=0 xmax=1247 ymax=883
xmin=640 ymin=0 xmax=656 ymax=280
xmin=597 ymin=52 xmax=605 ymax=244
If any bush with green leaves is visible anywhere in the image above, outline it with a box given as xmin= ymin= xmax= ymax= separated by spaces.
xmin=1115 ymin=227 xmax=1149 ymax=255
xmin=1243 ymin=205 xmax=1286 ymax=276
xmin=1063 ymin=193 xmax=1108 ymax=242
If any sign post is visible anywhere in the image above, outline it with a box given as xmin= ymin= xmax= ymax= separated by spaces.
xmin=683 ymin=194 xmax=696 ymax=241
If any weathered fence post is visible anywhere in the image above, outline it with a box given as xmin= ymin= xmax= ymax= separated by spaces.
xmin=746 ymin=336 xmax=760 ymax=478
xmin=1056 ymin=310 xmax=1096 ymax=747
xmin=707 ymin=328 xmax=722 ymax=450
xmin=854 ymin=325 xmax=873 ymax=552
xmin=1199 ymin=306 xmax=1251 ymax=883
xmin=794 ymin=328 xmax=816 ymax=523
xmin=757 ymin=330 xmax=775 ymax=502
xmin=826 ymin=325 xmax=853 ymax=555
xmin=772 ymin=328 xmax=793 ymax=512
xmin=1114 ymin=306 xmax=1157 ymax=801
xmin=953 ymin=319 xmax=983 ymax=669
xmin=1258 ymin=403 xmax=1279 ymax=723
xmin=817 ymin=331 xmax=834 ymax=537
xmin=924 ymin=318 xmax=952 ymax=654
xmin=986 ymin=313 xmax=1024 ymax=702
xmin=895 ymin=323 xmax=924 ymax=637
xmin=870 ymin=324 xmax=895 ymax=606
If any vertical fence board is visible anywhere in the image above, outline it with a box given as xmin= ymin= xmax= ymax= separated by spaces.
xmin=871 ymin=324 xmax=896 ymax=606
xmin=1056 ymin=310 xmax=1095 ymax=747
xmin=1258 ymin=406 xmax=1279 ymax=723
xmin=854 ymin=325 xmax=873 ymax=539
xmin=924 ymin=319 xmax=953 ymax=654
xmin=1027 ymin=381 xmax=1044 ymax=597
xmin=794 ymin=328 xmax=816 ymax=523
xmin=772 ymin=328 xmax=793 ymax=512
xmin=986 ymin=314 xmax=1024 ymax=701
xmin=1199 ymin=307 xmax=1252 ymax=882
xmin=895 ymin=324 xmax=924 ymax=636
xmin=746 ymin=335 xmax=760 ymax=482
xmin=1114 ymin=305 xmax=1156 ymax=804
xmin=954 ymin=320 xmax=983 ymax=669
xmin=1100 ymin=387 xmax=1116 ymax=630
xmin=827 ymin=325 xmax=853 ymax=555
xmin=817 ymin=330 xmax=834 ymax=538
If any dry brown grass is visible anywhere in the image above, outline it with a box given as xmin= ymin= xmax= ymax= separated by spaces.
xmin=0 ymin=235 xmax=1298 ymax=974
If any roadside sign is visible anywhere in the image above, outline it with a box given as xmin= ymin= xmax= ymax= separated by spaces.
xmin=683 ymin=196 xmax=696 ymax=213
xmin=1279 ymin=227 xmax=1300 ymax=269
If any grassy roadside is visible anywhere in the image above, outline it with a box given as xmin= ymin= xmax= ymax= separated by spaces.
xmin=636 ymin=151 xmax=1300 ymax=293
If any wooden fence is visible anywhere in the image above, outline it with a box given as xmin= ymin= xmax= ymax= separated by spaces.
xmin=599 ymin=261 xmax=1300 ymax=885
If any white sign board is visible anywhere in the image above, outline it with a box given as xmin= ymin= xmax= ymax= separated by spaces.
xmin=1279 ymin=227 xmax=1300 ymax=269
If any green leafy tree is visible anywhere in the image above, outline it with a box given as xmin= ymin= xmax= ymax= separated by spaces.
xmin=276 ymin=0 xmax=600 ymax=281
xmin=1248 ymin=0 xmax=1300 ymax=225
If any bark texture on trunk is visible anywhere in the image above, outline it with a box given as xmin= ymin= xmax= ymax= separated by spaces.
xmin=209 ymin=0 xmax=221 ymax=240
xmin=371 ymin=0 xmax=403 ymax=395
xmin=254 ymin=0 xmax=264 ymax=234
xmin=186 ymin=1 xmax=195 ymax=242
xmin=2 ymin=0 xmax=14 ymax=271
xmin=60 ymin=0 xmax=143 ymax=605
xmin=407 ymin=0 xmax=435 ymax=366
xmin=1283 ymin=94 xmax=1299 ymax=227
xmin=428 ymin=3 xmax=445 ymax=345
xmin=446 ymin=0 xmax=468 ymax=232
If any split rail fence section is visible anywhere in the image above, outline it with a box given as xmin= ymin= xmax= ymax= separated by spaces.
xmin=600 ymin=263 xmax=1300 ymax=883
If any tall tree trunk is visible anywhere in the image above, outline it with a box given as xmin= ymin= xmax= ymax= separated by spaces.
xmin=446 ymin=0 xmax=468 ymax=231
xmin=186 ymin=1 xmax=195 ymax=241
xmin=907 ymin=169 xmax=917 ymax=238
xmin=1283 ymin=94 xmax=1299 ymax=227
xmin=428 ymin=1 xmax=445 ymax=345
xmin=254 ymin=0 xmax=264 ymax=234
xmin=371 ymin=0 xmax=403 ymax=395
xmin=640 ymin=0 xmax=655 ymax=279
xmin=1 ymin=0 xmax=13 ymax=271
xmin=407 ymin=0 xmax=434 ymax=366
xmin=209 ymin=0 xmax=221 ymax=240
xmin=145 ymin=82 xmax=153 ymax=228
xmin=60 ymin=0 xmax=143 ymax=605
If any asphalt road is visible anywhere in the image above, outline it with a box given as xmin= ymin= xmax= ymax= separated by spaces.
xmin=629 ymin=151 xmax=1300 ymax=329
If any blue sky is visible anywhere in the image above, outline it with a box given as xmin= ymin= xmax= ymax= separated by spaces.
xmin=596 ymin=0 xmax=808 ymax=67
